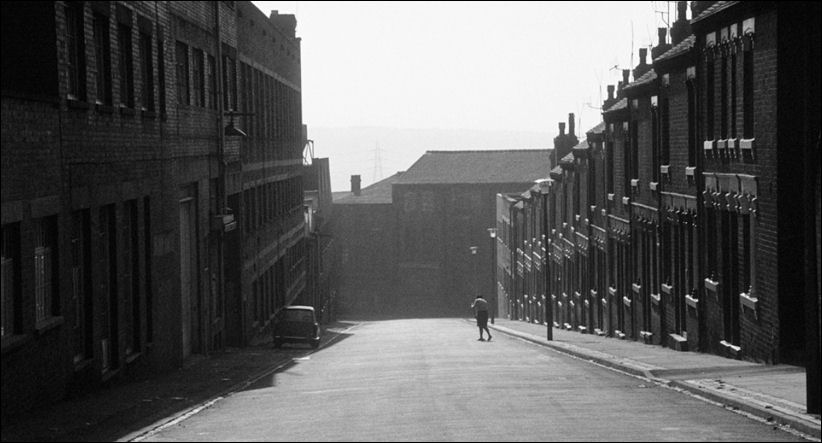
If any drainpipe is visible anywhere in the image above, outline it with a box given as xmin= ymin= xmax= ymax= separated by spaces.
xmin=214 ymin=2 xmax=230 ymax=348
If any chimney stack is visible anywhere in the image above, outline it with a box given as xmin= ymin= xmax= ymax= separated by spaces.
xmin=633 ymin=47 xmax=652 ymax=79
xmin=558 ymin=122 xmax=566 ymax=136
xmin=607 ymin=84 xmax=615 ymax=101
xmin=568 ymin=113 xmax=575 ymax=137
xmin=351 ymin=175 xmax=361 ymax=196
xmin=652 ymin=27 xmax=672 ymax=60
xmin=671 ymin=0 xmax=692 ymax=45
xmin=622 ymin=69 xmax=630 ymax=86
xmin=658 ymin=27 xmax=667 ymax=46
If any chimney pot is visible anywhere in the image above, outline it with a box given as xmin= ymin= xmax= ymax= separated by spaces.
xmin=607 ymin=84 xmax=615 ymax=100
xmin=568 ymin=113 xmax=575 ymax=137
xmin=678 ymin=1 xmax=687 ymax=21
xmin=622 ymin=69 xmax=630 ymax=85
xmin=351 ymin=175 xmax=361 ymax=196
xmin=639 ymin=48 xmax=648 ymax=65
xmin=658 ymin=28 xmax=667 ymax=46
xmin=558 ymin=122 xmax=566 ymax=136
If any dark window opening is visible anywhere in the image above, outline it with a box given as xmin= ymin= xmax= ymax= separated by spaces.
xmin=94 ymin=13 xmax=112 ymax=105
xmin=118 ymin=23 xmax=134 ymax=108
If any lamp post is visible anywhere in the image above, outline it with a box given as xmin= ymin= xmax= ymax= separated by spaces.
xmin=487 ymin=227 xmax=497 ymax=324
xmin=535 ymin=178 xmax=553 ymax=341
xmin=469 ymin=246 xmax=479 ymax=303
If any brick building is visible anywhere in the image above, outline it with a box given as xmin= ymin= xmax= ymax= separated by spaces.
xmin=1 ymin=1 xmax=308 ymax=415
xmin=333 ymin=173 xmax=402 ymax=316
xmin=393 ymin=150 xmax=551 ymax=316
xmin=499 ymin=0 xmax=820 ymax=412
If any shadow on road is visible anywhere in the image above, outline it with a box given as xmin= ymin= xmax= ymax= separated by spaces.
xmin=0 ymin=322 xmax=360 ymax=443
xmin=242 ymin=326 xmax=356 ymax=392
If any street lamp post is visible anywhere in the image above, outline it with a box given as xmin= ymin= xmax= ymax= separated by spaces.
xmin=469 ymin=246 xmax=479 ymax=302
xmin=487 ymin=228 xmax=497 ymax=324
xmin=536 ymin=178 xmax=553 ymax=341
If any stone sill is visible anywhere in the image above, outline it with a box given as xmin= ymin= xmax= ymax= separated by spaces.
xmin=705 ymin=278 xmax=720 ymax=293
xmin=740 ymin=292 xmax=758 ymax=319
xmin=622 ymin=296 xmax=632 ymax=307
xmin=661 ymin=283 xmax=673 ymax=295
xmin=720 ymin=340 xmax=742 ymax=358
xmin=1 ymin=334 xmax=32 ymax=355
xmin=35 ymin=316 xmax=64 ymax=335
xmin=685 ymin=294 xmax=699 ymax=309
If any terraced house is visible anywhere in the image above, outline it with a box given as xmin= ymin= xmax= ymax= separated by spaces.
xmin=499 ymin=1 xmax=819 ymax=412
xmin=1 ymin=1 xmax=309 ymax=415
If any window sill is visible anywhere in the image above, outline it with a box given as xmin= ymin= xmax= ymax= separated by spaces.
xmin=73 ymin=357 xmax=94 ymax=372
xmin=126 ymin=351 xmax=142 ymax=364
xmin=661 ymin=283 xmax=673 ymax=295
xmin=102 ymin=368 xmax=120 ymax=383
xmin=2 ymin=334 xmax=32 ymax=355
xmin=622 ymin=296 xmax=631 ymax=307
xmin=95 ymin=103 xmax=115 ymax=114
xmin=685 ymin=294 xmax=699 ymax=310
xmin=740 ymin=138 xmax=755 ymax=151
xmin=35 ymin=316 xmax=64 ymax=335
xmin=67 ymin=99 xmax=90 ymax=110
xmin=740 ymin=292 xmax=758 ymax=319
xmin=650 ymin=293 xmax=661 ymax=305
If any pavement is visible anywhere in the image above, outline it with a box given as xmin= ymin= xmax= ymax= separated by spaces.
xmin=487 ymin=318 xmax=821 ymax=440
xmin=0 ymin=318 xmax=819 ymax=442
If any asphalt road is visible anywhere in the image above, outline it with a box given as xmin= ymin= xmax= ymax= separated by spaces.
xmin=140 ymin=318 xmax=808 ymax=442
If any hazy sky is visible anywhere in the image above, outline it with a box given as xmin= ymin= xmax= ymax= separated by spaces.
xmin=251 ymin=1 xmax=676 ymax=190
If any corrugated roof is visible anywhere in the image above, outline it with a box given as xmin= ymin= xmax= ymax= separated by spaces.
xmin=333 ymin=172 xmax=404 ymax=205
xmin=691 ymin=1 xmax=738 ymax=24
xmin=393 ymin=149 xmax=551 ymax=185
xmin=653 ymin=35 xmax=696 ymax=63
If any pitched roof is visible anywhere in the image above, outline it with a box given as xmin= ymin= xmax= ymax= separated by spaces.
xmin=654 ymin=35 xmax=696 ymax=64
xmin=573 ymin=139 xmax=590 ymax=151
xmin=603 ymin=97 xmax=627 ymax=114
xmin=333 ymin=172 xmax=404 ymax=205
xmin=586 ymin=121 xmax=606 ymax=135
xmin=624 ymin=69 xmax=658 ymax=91
xmin=393 ymin=149 xmax=551 ymax=185
xmin=691 ymin=1 xmax=738 ymax=24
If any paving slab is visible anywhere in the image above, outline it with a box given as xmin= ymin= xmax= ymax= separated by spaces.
xmin=487 ymin=318 xmax=820 ymax=439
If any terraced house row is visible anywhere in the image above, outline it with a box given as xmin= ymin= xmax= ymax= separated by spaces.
xmin=1 ymin=1 xmax=314 ymax=415
xmin=497 ymin=1 xmax=819 ymax=411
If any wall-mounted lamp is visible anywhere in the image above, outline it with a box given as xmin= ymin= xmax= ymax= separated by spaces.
xmin=224 ymin=110 xmax=253 ymax=137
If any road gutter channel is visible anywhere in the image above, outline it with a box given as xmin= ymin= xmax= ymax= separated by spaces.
xmin=122 ymin=322 xmax=362 ymax=442
xmin=484 ymin=321 xmax=821 ymax=441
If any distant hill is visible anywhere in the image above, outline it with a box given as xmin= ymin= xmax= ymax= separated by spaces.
xmin=307 ymin=126 xmax=554 ymax=192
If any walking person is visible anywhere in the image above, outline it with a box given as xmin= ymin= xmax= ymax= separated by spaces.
xmin=471 ymin=296 xmax=492 ymax=341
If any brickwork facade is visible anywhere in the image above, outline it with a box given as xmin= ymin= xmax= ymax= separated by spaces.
xmin=501 ymin=3 xmax=820 ymax=407
xmin=1 ymin=1 xmax=308 ymax=416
